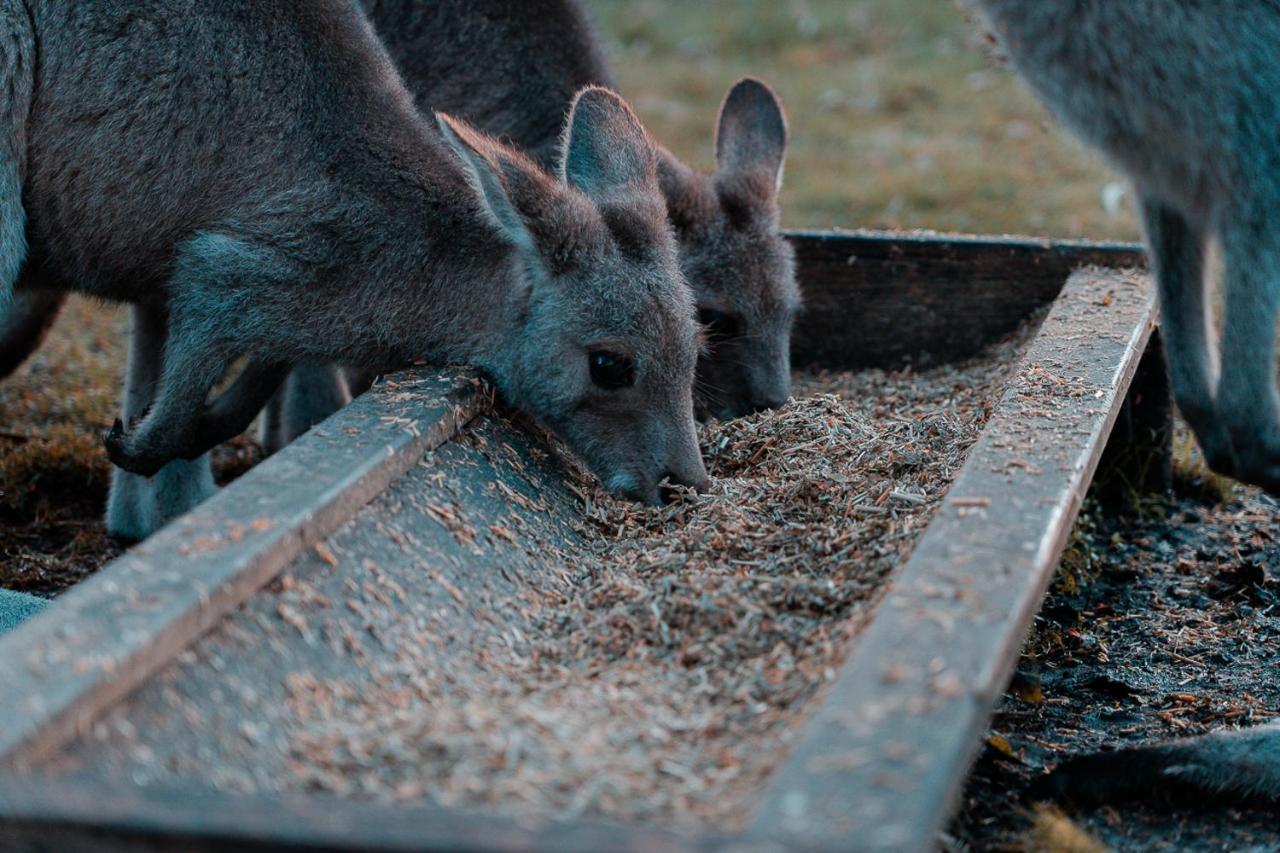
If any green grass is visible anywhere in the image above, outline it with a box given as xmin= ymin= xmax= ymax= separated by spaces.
xmin=593 ymin=0 xmax=1141 ymax=240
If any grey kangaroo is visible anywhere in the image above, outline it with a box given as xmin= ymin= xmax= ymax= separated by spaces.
xmin=966 ymin=0 xmax=1280 ymax=806
xmin=966 ymin=0 xmax=1280 ymax=494
xmin=0 ymin=0 xmax=706 ymax=539
xmin=247 ymin=0 xmax=801 ymax=455
xmin=363 ymin=0 xmax=801 ymax=422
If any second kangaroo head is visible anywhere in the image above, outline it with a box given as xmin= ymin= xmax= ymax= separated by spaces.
xmin=661 ymin=78 xmax=802 ymax=422
xmin=437 ymin=87 xmax=707 ymax=505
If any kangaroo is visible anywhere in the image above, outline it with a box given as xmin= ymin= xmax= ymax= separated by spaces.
xmin=251 ymin=0 xmax=802 ymax=453
xmin=0 ymin=0 xmax=706 ymax=539
xmin=964 ymin=0 xmax=1280 ymax=812
xmin=964 ymin=0 xmax=1280 ymax=494
xmin=1033 ymin=721 xmax=1280 ymax=809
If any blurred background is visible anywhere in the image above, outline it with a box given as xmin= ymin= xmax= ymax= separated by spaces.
xmin=596 ymin=0 xmax=1139 ymax=240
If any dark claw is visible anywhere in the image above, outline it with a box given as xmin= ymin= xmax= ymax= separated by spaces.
xmin=103 ymin=417 xmax=127 ymax=459
xmin=104 ymin=417 xmax=164 ymax=477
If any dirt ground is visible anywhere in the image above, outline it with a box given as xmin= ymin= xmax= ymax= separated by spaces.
xmin=0 ymin=299 xmax=259 ymax=596
xmin=950 ymin=441 xmax=1280 ymax=851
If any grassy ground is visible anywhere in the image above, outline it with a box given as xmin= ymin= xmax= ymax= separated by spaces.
xmin=594 ymin=0 xmax=1141 ymax=240
xmin=0 ymin=299 xmax=126 ymax=594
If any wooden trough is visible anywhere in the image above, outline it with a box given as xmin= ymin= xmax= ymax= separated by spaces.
xmin=0 ymin=230 xmax=1156 ymax=852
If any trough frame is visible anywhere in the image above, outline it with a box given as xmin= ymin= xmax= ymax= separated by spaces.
xmin=0 ymin=230 xmax=1153 ymax=852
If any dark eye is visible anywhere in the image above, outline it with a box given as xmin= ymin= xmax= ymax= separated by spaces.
xmin=589 ymin=351 xmax=635 ymax=390
xmin=698 ymin=308 xmax=740 ymax=341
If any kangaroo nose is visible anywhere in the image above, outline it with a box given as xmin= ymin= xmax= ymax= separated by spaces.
xmin=751 ymin=397 xmax=787 ymax=415
xmin=659 ymin=468 xmax=711 ymax=504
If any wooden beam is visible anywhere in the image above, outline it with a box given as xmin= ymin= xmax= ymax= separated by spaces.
xmin=0 ymin=773 xmax=715 ymax=853
xmin=0 ymin=370 xmax=487 ymax=770
xmin=749 ymin=268 xmax=1157 ymax=851
xmin=785 ymin=229 xmax=1146 ymax=369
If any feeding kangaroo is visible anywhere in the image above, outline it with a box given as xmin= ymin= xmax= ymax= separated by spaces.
xmin=0 ymin=0 xmax=706 ymax=540
xmin=966 ymin=0 xmax=1280 ymax=805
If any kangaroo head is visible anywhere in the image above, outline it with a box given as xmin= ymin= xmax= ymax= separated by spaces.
xmin=661 ymin=78 xmax=801 ymax=422
xmin=436 ymin=87 xmax=707 ymax=505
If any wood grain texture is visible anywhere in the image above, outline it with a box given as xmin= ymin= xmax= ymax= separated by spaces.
xmin=0 ymin=773 xmax=722 ymax=853
xmin=0 ymin=370 xmax=487 ymax=770
xmin=749 ymin=268 xmax=1157 ymax=851
xmin=785 ymin=229 xmax=1146 ymax=369
xmin=0 ymin=238 xmax=1160 ymax=853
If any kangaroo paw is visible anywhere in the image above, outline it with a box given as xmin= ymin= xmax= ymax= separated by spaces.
xmin=104 ymin=417 xmax=167 ymax=477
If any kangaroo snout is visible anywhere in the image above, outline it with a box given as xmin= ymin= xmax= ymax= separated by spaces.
xmin=660 ymin=459 xmax=711 ymax=503
xmin=602 ymin=436 xmax=709 ymax=506
xmin=750 ymin=397 xmax=787 ymax=415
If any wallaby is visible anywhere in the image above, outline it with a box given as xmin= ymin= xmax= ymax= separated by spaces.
xmin=252 ymin=0 xmax=802 ymax=453
xmin=964 ymin=0 xmax=1280 ymax=493
xmin=0 ymin=0 xmax=706 ymax=539
xmin=1033 ymin=721 xmax=1280 ymax=809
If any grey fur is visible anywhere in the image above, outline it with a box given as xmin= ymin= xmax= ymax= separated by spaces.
xmin=1035 ymin=720 xmax=1280 ymax=807
xmin=258 ymin=363 xmax=352 ymax=456
xmin=0 ymin=289 xmax=60 ymax=377
xmin=106 ymin=304 xmax=216 ymax=540
xmin=3 ymin=0 xmax=705 ymax=537
xmin=0 ymin=0 xmax=31 ymax=314
xmin=368 ymin=0 xmax=803 ymax=421
xmin=965 ymin=0 xmax=1280 ymax=492
xmin=3 ymin=0 xmax=800 ymax=454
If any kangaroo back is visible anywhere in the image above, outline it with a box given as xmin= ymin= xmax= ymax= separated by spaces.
xmin=361 ymin=0 xmax=611 ymax=167
xmin=0 ymin=0 xmax=33 ymax=312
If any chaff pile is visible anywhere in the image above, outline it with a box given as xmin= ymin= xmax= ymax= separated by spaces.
xmin=284 ymin=329 xmax=1033 ymax=827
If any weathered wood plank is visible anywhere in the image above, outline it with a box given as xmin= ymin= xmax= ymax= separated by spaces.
xmin=0 ymin=243 xmax=1160 ymax=853
xmin=0 ymin=370 xmax=487 ymax=769
xmin=0 ymin=773 xmax=722 ymax=853
xmin=785 ymin=229 xmax=1146 ymax=369
xmin=749 ymin=268 xmax=1157 ymax=851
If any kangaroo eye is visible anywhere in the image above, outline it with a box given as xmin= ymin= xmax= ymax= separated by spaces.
xmin=589 ymin=351 xmax=635 ymax=390
xmin=698 ymin=308 xmax=740 ymax=341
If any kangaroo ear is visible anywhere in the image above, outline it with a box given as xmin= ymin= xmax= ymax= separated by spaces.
xmin=715 ymin=78 xmax=787 ymax=195
xmin=436 ymin=112 xmax=536 ymax=252
xmin=559 ymin=86 xmax=659 ymax=203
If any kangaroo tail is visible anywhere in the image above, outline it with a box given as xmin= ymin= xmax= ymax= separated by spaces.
xmin=0 ymin=289 xmax=64 ymax=378
xmin=0 ymin=0 xmax=34 ymax=313
xmin=1032 ymin=721 xmax=1280 ymax=808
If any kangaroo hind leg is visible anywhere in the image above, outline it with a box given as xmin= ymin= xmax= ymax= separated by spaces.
xmin=258 ymin=363 xmax=351 ymax=456
xmin=1139 ymin=196 xmax=1235 ymax=474
xmin=1215 ymin=204 xmax=1280 ymax=493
